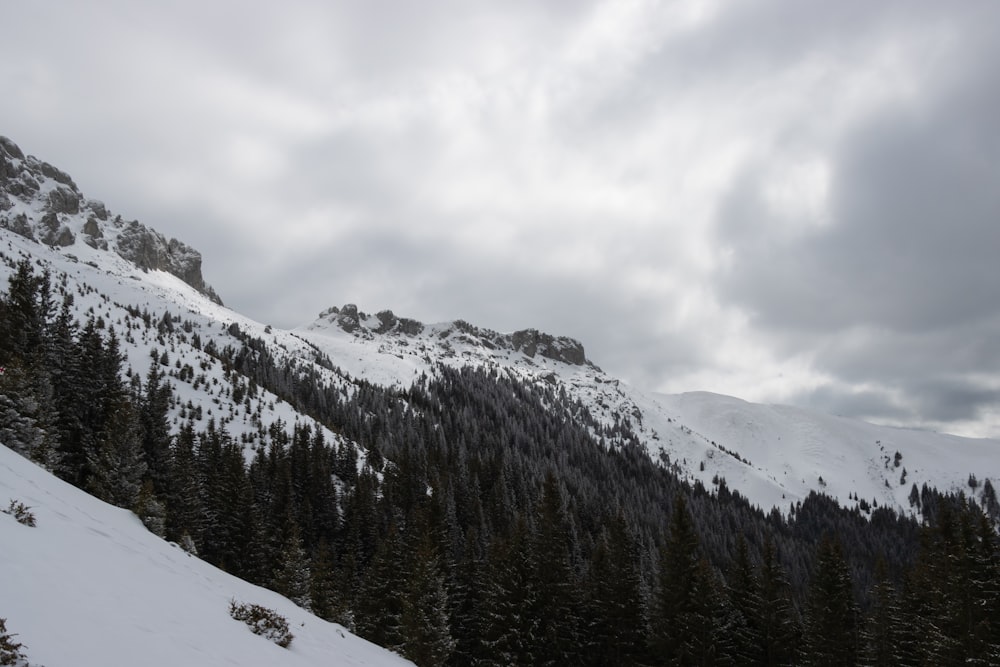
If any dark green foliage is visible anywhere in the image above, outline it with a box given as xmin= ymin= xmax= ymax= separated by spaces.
xmin=271 ymin=520 xmax=311 ymax=609
xmin=228 ymin=600 xmax=293 ymax=648
xmin=4 ymin=257 xmax=999 ymax=664
xmin=801 ymin=534 xmax=860 ymax=665
xmin=863 ymin=558 xmax=903 ymax=667
xmin=582 ymin=511 xmax=648 ymax=666
xmin=0 ymin=618 xmax=26 ymax=666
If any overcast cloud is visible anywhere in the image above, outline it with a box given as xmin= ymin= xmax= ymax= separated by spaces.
xmin=4 ymin=1 xmax=1000 ymax=437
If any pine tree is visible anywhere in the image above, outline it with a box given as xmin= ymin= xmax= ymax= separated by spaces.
xmin=528 ymin=472 xmax=582 ymax=666
xmin=583 ymin=510 xmax=648 ymax=666
xmin=272 ymin=520 xmax=311 ymax=609
xmin=164 ymin=422 xmax=202 ymax=543
xmin=863 ymin=558 xmax=903 ymax=667
xmin=726 ymin=535 xmax=764 ymax=665
xmin=479 ymin=519 xmax=538 ymax=667
xmin=757 ymin=538 xmax=800 ymax=666
xmin=355 ymin=521 xmax=408 ymax=653
xmin=309 ymin=540 xmax=353 ymax=628
xmin=86 ymin=397 xmax=146 ymax=508
xmin=400 ymin=528 xmax=456 ymax=667
xmin=801 ymin=534 xmax=860 ymax=666
xmin=651 ymin=494 xmax=703 ymax=664
xmin=139 ymin=360 xmax=173 ymax=496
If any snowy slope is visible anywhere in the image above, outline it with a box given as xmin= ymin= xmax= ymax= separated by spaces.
xmin=297 ymin=307 xmax=1000 ymax=516
xmin=0 ymin=443 xmax=413 ymax=667
xmin=3 ymin=133 xmax=998 ymax=520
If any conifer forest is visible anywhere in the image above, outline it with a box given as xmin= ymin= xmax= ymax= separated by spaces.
xmin=2 ymin=258 xmax=999 ymax=666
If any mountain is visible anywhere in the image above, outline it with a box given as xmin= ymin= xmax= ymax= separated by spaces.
xmin=2 ymin=133 xmax=998 ymax=518
xmin=296 ymin=302 xmax=1000 ymax=517
xmin=2 ymin=135 xmax=999 ymax=665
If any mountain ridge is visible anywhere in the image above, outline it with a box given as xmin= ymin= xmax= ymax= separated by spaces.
xmin=1 ymin=132 xmax=997 ymax=520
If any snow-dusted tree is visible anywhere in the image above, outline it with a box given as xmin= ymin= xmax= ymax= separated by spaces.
xmin=583 ymin=511 xmax=648 ymax=666
xmin=801 ymin=535 xmax=860 ymax=666
xmin=272 ymin=520 xmax=311 ymax=609
xmin=0 ymin=617 xmax=27 ymax=666
xmin=400 ymin=531 xmax=456 ymax=667
xmin=86 ymin=398 xmax=146 ymax=508
xmin=134 ymin=479 xmax=166 ymax=538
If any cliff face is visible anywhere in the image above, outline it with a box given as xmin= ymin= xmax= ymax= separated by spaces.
xmin=0 ymin=135 xmax=222 ymax=304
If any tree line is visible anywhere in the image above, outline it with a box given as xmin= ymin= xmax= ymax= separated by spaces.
xmin=1 ymin=257 xmax=998 ymax=665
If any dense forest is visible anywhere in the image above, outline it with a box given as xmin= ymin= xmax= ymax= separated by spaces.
xmin=2 ymin=258 xmax=999 ymax=665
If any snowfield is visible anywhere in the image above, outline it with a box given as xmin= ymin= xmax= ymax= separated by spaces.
xmin=0 ymin=443 xmax=412 ymax=667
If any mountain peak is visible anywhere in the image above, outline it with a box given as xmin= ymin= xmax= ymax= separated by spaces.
xmin=0 ymin=134 xmax=222 ymax=304
xmin=313 ymin=303 xmax=591 ymax=367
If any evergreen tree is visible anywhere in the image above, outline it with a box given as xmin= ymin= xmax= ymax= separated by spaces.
xmin=310 ymin=540 xmax=354 ymax=628
xmin=86 ymin=397 xmax=146 ymax=509
xmin=355 ymin=521 xmax=408 ymax=653
xmin=801 ymin=534 xmax=860 ymax=666
xmin=479 ymin=519 xmax=538 ymax=666
xmin=139 ymin=360 xmax=173 ymax=496
xmin=757 ymin=538 xmax=800 ymax=666
xmin=529 ymin=472 xmax=582 ymax=666
xmin=400 ymin=527 xmax=456 ymax=667
xmin=862 ymin=558 xmax=904 ymax=667
xmin=583 ymin=510 xmax=648 ymax=666
xmin=272 ymin=520 xmax=311 ymax=609
xmin=726 ymin=535 xmax=764 ymax=665
xmin=651 ymin=495 xmax=704 ymax=664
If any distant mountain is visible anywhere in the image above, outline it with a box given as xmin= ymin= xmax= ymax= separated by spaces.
xmin=1 ymin=132 xmax=997 ymax=519
xmin=298 ymin=302 xmax=1000 ymax=518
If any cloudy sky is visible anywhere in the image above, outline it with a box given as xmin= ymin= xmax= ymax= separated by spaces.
xmin=4 ymin=1 xmax=1000 ymax=437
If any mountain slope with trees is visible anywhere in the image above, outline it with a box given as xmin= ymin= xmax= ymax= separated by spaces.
xmin=2 ymin=135 xmax=999 ymax=664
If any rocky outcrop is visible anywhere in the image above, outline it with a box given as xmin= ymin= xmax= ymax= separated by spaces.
xmin=38 ymin=212 xmax=75 ymax=247
xmin=0 ymin=135 xmax=223 ymax=304
xmin=319 ymin=302 xmax=589 ymax=366
xmin=510 ymin=328 xmax=587 ymax=365
xmin=115 ymin=220 xmax=222 ymax=303
xmin=47 ymin=185 xmax=81 ymax=215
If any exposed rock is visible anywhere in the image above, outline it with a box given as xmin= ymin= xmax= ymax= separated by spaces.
xmin=27 ymin=156 xmax=78 ymax=191
xmin=375 ymin=310 xmax=397 ymax=334
xmin=47 ymin=186 xmax=81 ymax=214
xmin=2 ymin=213 xmax=34 ymax=240
xmin=38 ymin=212 xmax=75 ymax=247
xmin=336 ymin=304 xmax=360 ymax=333
xmin=83 ymin=217 xmax=103 ymax=238
xmin=82 ymin=217 xmax=108 ymax=250
xmin=511 ymin=328 xmax=587 ymax=366
xmin=0 ymin=136 xmax=25 ymax=160
xmin=87 ymin=200 xmax=109 ymax=221
xmin=398 ymin=318 xmax=424 ymax=336
xmin=115 ymin=220 xmax=223 ymax=304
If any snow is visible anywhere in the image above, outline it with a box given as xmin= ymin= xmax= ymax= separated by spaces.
xmin=3 ymin=147 xmax=998 ymax=524
xmin=0 ymin=443 xmax=413 ymax=667
xmin=297 ymin=308 xmax=1000 ymax=517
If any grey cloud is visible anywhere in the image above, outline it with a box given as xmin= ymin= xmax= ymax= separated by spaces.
xmin=716 ymin=30 xmax=1000 ymax=334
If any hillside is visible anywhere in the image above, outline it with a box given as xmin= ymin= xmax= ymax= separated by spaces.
xmin=2 ymin=133 xmax=998 ymax=518
xmin=2 ymin=134 xmax=999 ymax=665
xmin=0 ymin=442 xmax=412 ymax=667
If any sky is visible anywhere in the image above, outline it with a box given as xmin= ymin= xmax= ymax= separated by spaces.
xmin=4 ymin=1 xmax=1000 ymax=438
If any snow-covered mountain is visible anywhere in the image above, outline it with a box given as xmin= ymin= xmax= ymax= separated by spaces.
xmin=296 ymin=303 xmax=1000 ymax=516
xmin=0 ymin=442 xmax=413 ymax=667
xmin=2 ymin=133 xmax=998 ymax=521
